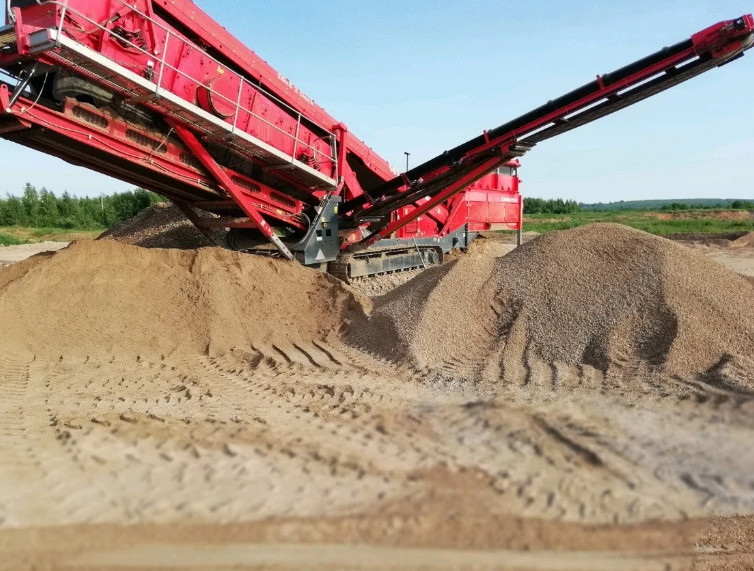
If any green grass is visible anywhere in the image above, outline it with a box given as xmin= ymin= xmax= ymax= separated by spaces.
xmin=0 ymin=226 xmax=103 ymax=243
xmin=0 ymin=233 xmax=28 ymax=246
xmin=524 ymin=210 xmax=754 ymax=235
xmin=3 ymin=211 xmax=751 ymax=245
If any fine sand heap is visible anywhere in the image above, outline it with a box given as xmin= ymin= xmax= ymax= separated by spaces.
xmin=0 ymin=240 xmax=368 ymax=358
xmin=99 ymin=202 xmax=213 ymax=249
xmin=351 ymin=224 xmax=754 ymax=384
xmin=731 ymin=231 xmax=754 ymax=248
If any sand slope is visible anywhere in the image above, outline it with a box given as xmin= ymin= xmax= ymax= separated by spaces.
xmin=0 ymin=240 xmax=368 ymax=358
xmin=731 ymin=231 xmax=754 ymax=248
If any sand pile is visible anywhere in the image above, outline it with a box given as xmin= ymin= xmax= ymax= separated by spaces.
xmin=731 ymin=232 xmax=754 ymax=248
xmin=0 ymin=240 xmax=368 ymax=358
xmin=350 ymin=224 xmax=754 ymax=382
xmin=99 ymin=202 xmax=214 ymax=249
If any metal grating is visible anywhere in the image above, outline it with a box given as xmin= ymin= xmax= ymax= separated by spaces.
xmin=0 ymin=29 xmax=16 ymax=49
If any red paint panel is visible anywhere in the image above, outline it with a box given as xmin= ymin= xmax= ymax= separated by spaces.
xmin=1 ymin=92 xmax=305 ymax=228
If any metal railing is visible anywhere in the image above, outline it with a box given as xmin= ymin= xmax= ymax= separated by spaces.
xmin=37 ymin=0 xmax=338 ymax=179
xmin=6 ymin=0 xmax=16 ymax=24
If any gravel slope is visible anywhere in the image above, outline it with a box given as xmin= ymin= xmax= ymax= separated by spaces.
xmin=351 ymin=224 xmax=754 ymax=386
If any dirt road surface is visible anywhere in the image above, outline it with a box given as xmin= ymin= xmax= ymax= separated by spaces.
xmin=684 ymin=240 xmax=754 ymax=277
xmin=0 ymin=241 xmax=68 ymax=266
xmin=2 ymin=229 xmax=754 ymax=570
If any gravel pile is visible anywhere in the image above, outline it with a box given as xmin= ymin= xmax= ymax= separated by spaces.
xmin=348 ymin=239 xmax=516 ymax=298
xmin=348 ymin=238 xmax=512 ymax=366
xmin=350 ymin=224 xmax=754 ymax=383
xmin=99 ymin=202 xmax=215 ymax=249
xmin=347 ymin=268 xmax=427 ymax=297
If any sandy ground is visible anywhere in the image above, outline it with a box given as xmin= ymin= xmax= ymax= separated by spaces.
xmin=683 ymin=241 xmax=754 ymax=277
xmin=0 ymin=519 xmax=729 ymax=570
xmin=3 ymin=343 xmax=754 ymax=569
xmin=0 ymin=241 xmax=68 ymax=265
xmin=2 ymin=235 xmax=754 ymax=569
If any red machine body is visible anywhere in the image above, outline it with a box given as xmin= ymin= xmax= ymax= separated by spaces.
xmin=0 ymin=2 xmax=752 ymax=276
xmin=0 ymin=0 xmax=522 ymax=253
xmin=392 ymin=163 xmax=522 ymax=241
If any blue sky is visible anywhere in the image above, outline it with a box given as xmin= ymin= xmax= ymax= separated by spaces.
xmin=0 ymin=0 xmax=752 ymax=202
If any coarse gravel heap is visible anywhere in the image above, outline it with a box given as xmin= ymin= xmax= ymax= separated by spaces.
xmin=349 ymin=223 xmax=754 ymax=386
xmin=98 ymin=202 xmax=214 ymax=249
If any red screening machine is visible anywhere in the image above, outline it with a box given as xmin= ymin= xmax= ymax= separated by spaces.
xmin=0 ymin=2 xmax=752 ymax=279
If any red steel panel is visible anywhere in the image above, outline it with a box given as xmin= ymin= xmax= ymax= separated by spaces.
xmin=0 ymin=90 xmax=306 ymax=228
xmin=151 ymin=0 xmax=395 ymax=181
xmin=360 ymin=155 xmax=505 ymax=247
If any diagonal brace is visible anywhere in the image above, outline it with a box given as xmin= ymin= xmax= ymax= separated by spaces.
xmin=355 ymin=155 xmax=504 ymax=249
xmin=167 ymin=119 xmax=294 ymax=260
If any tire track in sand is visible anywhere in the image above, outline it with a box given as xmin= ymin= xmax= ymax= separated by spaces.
xmin=0 ymin=355 xmax=96 ymax=525
xmin=0 ymin=355 xmax=40 ymax=525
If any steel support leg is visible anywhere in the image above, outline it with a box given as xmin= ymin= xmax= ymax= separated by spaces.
xmin=168 ymin=119 xmax=294 ymax=260
xmin=7 ymin=61 xmax=39 ymax=109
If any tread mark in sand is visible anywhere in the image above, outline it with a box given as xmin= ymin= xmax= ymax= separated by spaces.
xmin=0 ymin=357 xmax=98 ymax=524
xmin=312 ymin=341 xmax=343 ymax=366
xmin=271 ymin=345 xmax=293 ymax=365
xmin=292 ymin=343 xmax=323 ymax=369
xmin=0 ymin=357 xmax=37 ymax=477
xmin=532 ymin=417 xmax=603 ymax=468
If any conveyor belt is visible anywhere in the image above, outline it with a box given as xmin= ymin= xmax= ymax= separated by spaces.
xmin=347 ymin=15 xmax=754 ymax=238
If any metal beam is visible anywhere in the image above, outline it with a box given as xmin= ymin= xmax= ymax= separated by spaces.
xmin=356 ymin=155 xmax=504 ymax=249
xmin=168 ymin=119 xmax=295 ymax=260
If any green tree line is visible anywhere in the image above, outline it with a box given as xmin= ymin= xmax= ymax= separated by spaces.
xmin=0 ymin=184 xmax=165 ymax=229
xmin=660 ymin=200 xmax=754 ymax=211
xmin=582 ymin=199 xmax=754 ymax=211
xmin=523 ymin=198 xmax=581 ymax=215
